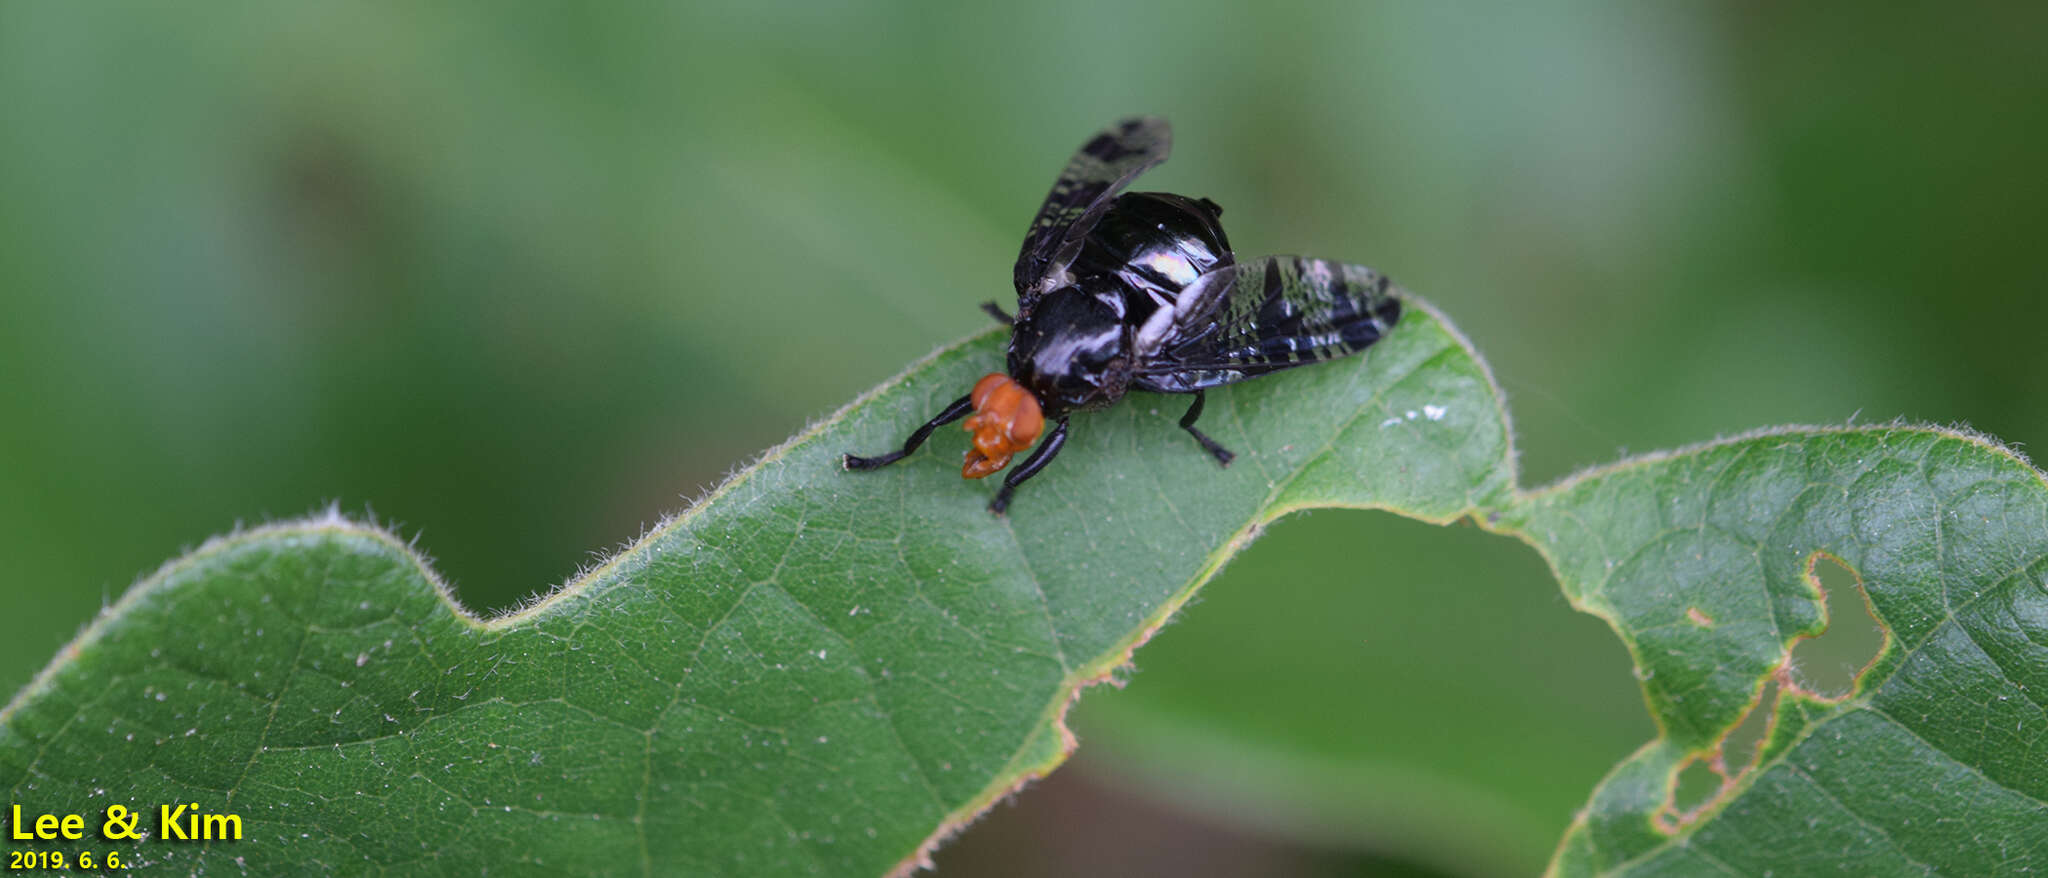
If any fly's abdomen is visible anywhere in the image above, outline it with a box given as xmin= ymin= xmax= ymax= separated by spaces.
xmin=1073 ymin=191 xmax=1233 ymax=309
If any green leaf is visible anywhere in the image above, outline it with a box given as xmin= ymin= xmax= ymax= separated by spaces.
xmin=0 ymin=301 xmax=1510 ymax=875
xmin=5 ymin=298 xmax=2043 ymax=876
xmin=1500 ymin=428 xmax=2048 ymax=875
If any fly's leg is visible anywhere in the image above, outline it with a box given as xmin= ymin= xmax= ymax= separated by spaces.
xmin=988 ymin=417 xmax=1069 ymax=515
xmin=980 ymin=301 xmax=1015 ymax=325
xmin=843 ymin=393 xmax=974 ymax=470
xmin=1179 ymin=390 xmax=1235 ymax=466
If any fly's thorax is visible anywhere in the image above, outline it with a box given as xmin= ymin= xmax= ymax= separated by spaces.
xmin=1006 ymin=192 xmax=1234 ymax=415
xmin=1007 ymin=286 xmax=1132 ymax=415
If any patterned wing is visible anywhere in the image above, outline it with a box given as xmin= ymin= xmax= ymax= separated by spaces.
xmin=1013 ymin=117 xmax=1171 ymax=299
xmin=1133 ymin=256 xmax=1403 ymax=393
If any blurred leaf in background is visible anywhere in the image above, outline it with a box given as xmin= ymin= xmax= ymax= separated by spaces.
xmin=2 ymin=2 xmax=2043 ymax=875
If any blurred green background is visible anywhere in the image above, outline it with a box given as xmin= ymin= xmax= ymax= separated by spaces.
xmin=3 ymin=3 xmax=2043 ymax=876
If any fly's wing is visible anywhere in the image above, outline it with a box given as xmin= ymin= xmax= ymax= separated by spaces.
xmin=1132 ymin=256 xmax=1403 ymax=393
xmin=1013 ymin=117 xmax=1171 ymax=300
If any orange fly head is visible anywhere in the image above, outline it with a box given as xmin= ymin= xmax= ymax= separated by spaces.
xmin=960 ymin=373 xmax=1044 ymax=479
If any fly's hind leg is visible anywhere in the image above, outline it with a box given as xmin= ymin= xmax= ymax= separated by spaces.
xmin=843 ymin=393 xmax=974 ymax=470
xmin=1178 ymin=390 xmax=1235 ymax=466
xmin=988 ymin=417 xmax=1069 ymax=516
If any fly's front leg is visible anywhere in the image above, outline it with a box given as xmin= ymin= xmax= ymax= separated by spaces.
xmin=843 ymin=393 xmax=974 ymax=470
xmin=988 ymin=417 xmax=1069 ymax=516
xmin=1178 ymin=390 xmax=1235 ymax=466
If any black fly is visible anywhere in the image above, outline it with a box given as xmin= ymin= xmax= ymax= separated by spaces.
xmin=844 ymin=117 xmax=1402 ymax=515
